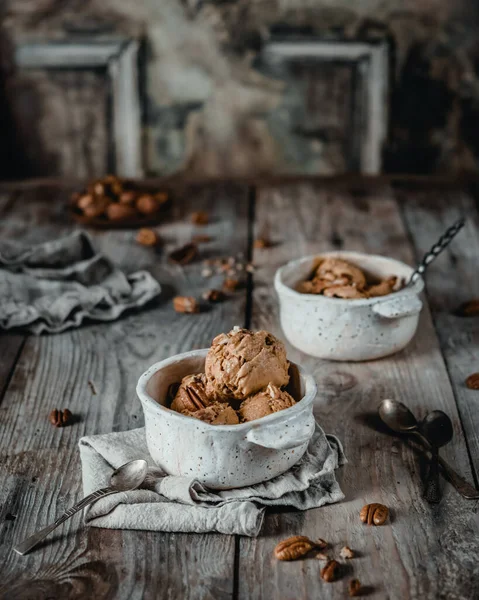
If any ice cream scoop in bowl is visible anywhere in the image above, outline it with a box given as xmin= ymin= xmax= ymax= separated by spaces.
xmin=136 ymin=348 xmax=316 ymax=489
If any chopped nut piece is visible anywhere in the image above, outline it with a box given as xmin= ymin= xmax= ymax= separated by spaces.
xmin=202 ymin=289 xmax=226 ymax=303
xmin=348 ymin=579 xmax=362 ymax=597
xmin=316 ymin=538 xmax=328 ymax=550
xmin=192 ymin=234 xmax=212 ymax=244
xmin=88 ymin=380 xmax=97 ymax=395
xmin=340 ymin=546 xmax=355 ymax=559
xmin=106 ymin=203 xmax=137 ymax=221
xmin=360 ymin=503 xmax=389 ymax=526
xmin=173 ymin=296 xmax=200 ymax=314
xmin=136 ymin=194 xmax=161 ymax=215
xmin=49 ymin=408 xmax=73 ymax=427
xmin=191 ymin=211 xmax=209 ymax=225
xmin=274 ymin=536 xmax=317 ymax=561
xmin=223 ymin=278 xmax=240 ymax=292
xmin=466 ymin=373 xmax=479 ymax=390
xmin=254 ymin=237 xmax=271 ymax=249
xmin=320 ymin=560 xmax=340 ymax=582
xmin=456 ymin=299 xmax=479 ymax=317
xmin=136 ymin=228 xmax=160 ymax=247
xmin=168 ymin=243 xmax=198 ymax=265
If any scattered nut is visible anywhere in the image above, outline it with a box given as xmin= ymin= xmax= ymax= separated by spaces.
xmin=136 ymin=194 xmax=161 ymax=215
xmin=49 ymin=408 xmax=73 ymax=427
xmin=136 ymin=228 xmax=160 ymax=247
xmin=254 ymin=237 xmax=271 ymax=249
xmin=223 ymin=278 xmax=240 ymax=292
xmin=192 ymin=234 xmax=212 ymax=244
xmin=106 ymin=203 xmax=137 ymax=221
xmin=274 ymin=536 xmax=317 ymax=561
xmin=154 ymin=191 xmax=169 ymax=205
xmin=348 ymin=579 xmax=362 ymax=597
xmin=360 ymin=503 xmax=389 ymax=526
xmin=246 ymin=263 xmax=255 ymax=273
xmin=202 ymin=289 xmax=226 ymax=303
xmin=191 ymin=211 xmax=209 ymax=225
xmin=82 ymin=197 xmax=109 ymax=218
xmin=340 ymin=546 xmax=355 ymax=559
xmin=466 ymin=373 xmax=479 ymax=390
xmin=168 ymin=243 xmax=198 ymax=265
xmin=173 ymin=296 xmax=200 ymax=314
xmin=456 ymin=299 xmax=479 ymax=317
xmin=320 ymin=560 xmax=340 ymax=582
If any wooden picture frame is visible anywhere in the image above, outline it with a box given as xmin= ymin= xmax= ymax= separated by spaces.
xmin=15 ymin=38 xmax=142 ymax=177
xmin=261 ymin=39 xmax=389 ymax=174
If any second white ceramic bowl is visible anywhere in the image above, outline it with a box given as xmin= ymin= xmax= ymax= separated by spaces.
xmin=136 ymin=349 xmax=317 ymax=489
xmin=275 ymin=251 xmax=424 ymax=361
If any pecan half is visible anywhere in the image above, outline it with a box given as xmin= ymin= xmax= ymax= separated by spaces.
xmin=348 ymin=579 xmax=362 ymax=597
xmin=360 ymin=503 xmax=389 ymax=526
xmin=274 ymin=536 xmax=317 ymax=561
xmin=456 ymin=299 xmax=479 ymax=317
xmin=173 ymin=296 xmax=200 ymax=314
xmin=168 ymin=243 xmax=198 ymax=265
xmin=49 ymin=408 xmax=73 ymax=427
xmin=320 ymin=560 xmax=340 ymax=582
xmin=466 ymin=373 xmax=479 ymax=390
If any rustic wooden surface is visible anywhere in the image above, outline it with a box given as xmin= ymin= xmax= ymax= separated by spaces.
xmin=1 ymin=180 xmax=479 ymax=599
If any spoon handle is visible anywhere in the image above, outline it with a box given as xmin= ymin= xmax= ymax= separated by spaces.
xmin=14 ymin=486 xmax=113 ymax=556
xmin=407 ymin=217 xmax=465 ymax=286
xmin=412 ymin=432 xmax=479 ymax=499
xmin=424 ymin=447 xmax=441 ymax=503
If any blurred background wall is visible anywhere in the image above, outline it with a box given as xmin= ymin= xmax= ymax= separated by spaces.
xmin=1 ymin=0 xmax=479 ymax=179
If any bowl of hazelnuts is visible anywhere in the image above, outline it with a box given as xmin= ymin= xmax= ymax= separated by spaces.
xmin=71 ymin=175 xmax=171 ymax=228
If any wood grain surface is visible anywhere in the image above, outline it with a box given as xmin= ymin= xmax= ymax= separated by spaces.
xmin=1 ymin=180 xmax=479 ymax=599
xmin=0 ymin=183 xmax=249 ymax=599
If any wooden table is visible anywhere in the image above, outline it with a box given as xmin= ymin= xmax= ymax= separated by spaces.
xmin=1 ymin=179 xmax=479 ymax=600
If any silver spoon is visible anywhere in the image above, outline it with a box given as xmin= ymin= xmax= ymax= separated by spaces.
xmin=14 ymin=459 xmax=148 ymax=556
xmin=421 ymin=410 xmax=454 ymax=503
xmin=378 ymin=399 xmax=479 ymax=499
xmin=407 ymin=217 xmax=465 ymax=287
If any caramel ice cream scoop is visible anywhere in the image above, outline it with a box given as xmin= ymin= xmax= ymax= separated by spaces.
xmin=183 ymin=402 xmax=239 ymax=425
xmin=239 ymin=384 xmax=295 ymax=423
xmin=170 ymin=373 xmax=212 ymax=413
xmin=205 ymin=326 xmax=290 ymax=400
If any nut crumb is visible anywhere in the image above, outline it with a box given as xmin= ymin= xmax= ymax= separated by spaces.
xmin=88 ymin=380 xmax=97 ymax=395
xmin=316 ymin=552 xmax=329 ymax=561
xmin=202 ymin=289 xmax=226 ymax=303
xmin=254 ymin=237 xmax=271 ymax=249
xmin=136 ymin=228 xmax=160 ymax=247
xmin=173 ymin=296 xmax=200 ymax=314
xmin=168 ymin=243 xmax=198 ymax=265
xmin=340 ymin=546 xmax=355 ymax=559
xmin=246 ymin=263 xmax=255 ymax=273
xmin=191 ymin=211 xmax=209 ymax=225
xmin=223 ymin=278 xmax=240 ymax=292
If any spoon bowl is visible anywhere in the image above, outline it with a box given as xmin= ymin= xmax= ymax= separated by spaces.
xmin=420 ymin=411 xmax=454 ymax=448
xmin=378 ymin=399 xmax=419 ymax=433
xmin=111 ymin=459 xmax=149 ymax=491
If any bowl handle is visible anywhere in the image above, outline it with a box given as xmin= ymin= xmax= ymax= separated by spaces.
xmin=246 ymin=415 xmax=315 ymax=450
xmin=372 ymin=295 xmax=422 ymax=319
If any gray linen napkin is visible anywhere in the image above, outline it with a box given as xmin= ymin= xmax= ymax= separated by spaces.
xmin=0 ymin=231 xmax=161 ymax=334
xmin=79 ymin=424 xmax=346 ymax=537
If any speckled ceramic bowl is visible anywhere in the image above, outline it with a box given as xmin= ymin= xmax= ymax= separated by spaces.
xmin=136 ymin=349 xmax=317 ymax=489
xmin=275 ymin=251 xmax=424 ymax=361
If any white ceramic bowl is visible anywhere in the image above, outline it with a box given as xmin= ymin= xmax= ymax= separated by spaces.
xmin=136 ymin=349 xmax=317 ymax=489
xmin=275 ymin=251 xmax=424 ymax=361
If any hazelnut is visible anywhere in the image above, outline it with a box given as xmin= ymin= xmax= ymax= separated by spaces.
xmin=119 ymin=191 xmax=137 ymax=205
xmin=77 ymin=193 xmax=94 ymax=210
xmin=106 ymin=203 xmax=137 ymax=221
xmin=136 ymin=194 xmax=161 ymax=215
xmin=82 ymin=197 xmax=110 ymax=218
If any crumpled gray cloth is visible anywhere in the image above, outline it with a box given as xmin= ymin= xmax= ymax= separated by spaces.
xmin=79 ymin=424 xmax=346 ymax=537
xmin=0 ymin=231 xmax=161 ymax=334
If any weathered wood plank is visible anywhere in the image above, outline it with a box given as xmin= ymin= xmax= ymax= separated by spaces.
xmin=399 ymin=186 xmax=479 ymax=480
xmin=0 ymin=183 xmax=248 ymax=599
xmin=239 ymin=183 xmax=479 ymax=600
